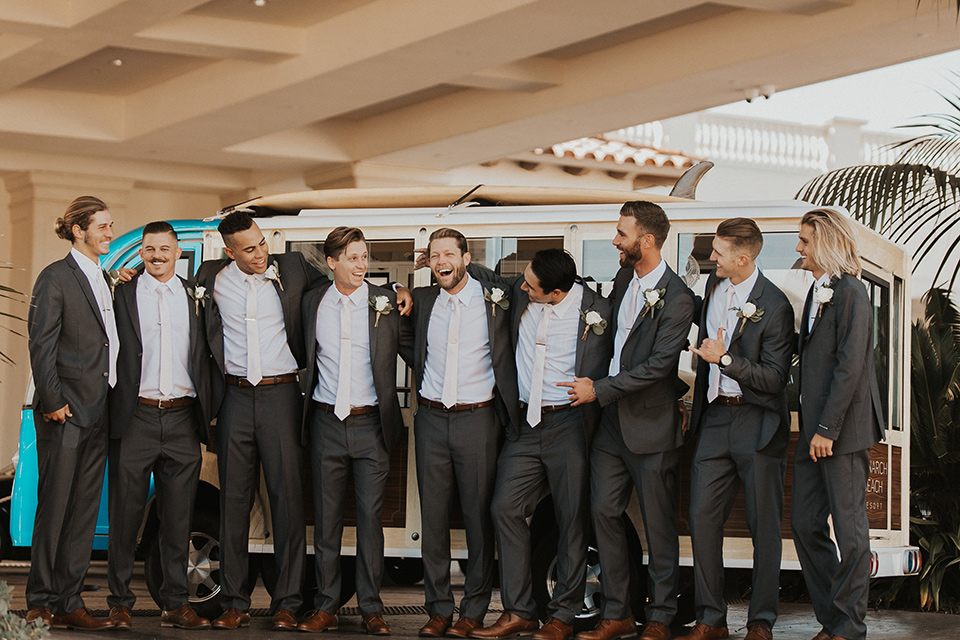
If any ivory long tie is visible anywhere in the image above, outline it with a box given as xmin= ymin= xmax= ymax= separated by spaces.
xmin=526 ymin=305 xmax=553 ymax=427
xmin=626 ymin=278 xmax=641 ymax=330
xmin=334 ymin=296 xmax=353 ymax=421
xmin=97 ymin=272 xmax=119 ymax=388
xmin=158 ymin=285 xmax=173 ymax=397
xmin=245 ymin=275 xmax=263 ymax=386
xmin=441 ymin=297 xmax=461 ymax=409
xmin=707 ymin=283 xmax=736 ymax=403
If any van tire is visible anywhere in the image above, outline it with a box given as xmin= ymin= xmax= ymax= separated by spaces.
xmin=385 ymin=557 xmax=424 ymax=585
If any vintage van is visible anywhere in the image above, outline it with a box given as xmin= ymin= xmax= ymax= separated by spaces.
xmin=10 ymin=184 xmax=919 ymax=623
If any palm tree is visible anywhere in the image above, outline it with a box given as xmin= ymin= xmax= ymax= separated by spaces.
xmin=0 ymin=263 xmax=26 ymax=367
xmin=796 ymin=85 xmax=960 ymax=288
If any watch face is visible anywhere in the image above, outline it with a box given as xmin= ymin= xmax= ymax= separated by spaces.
xmin=721 ymin=354 xmax=732 ymax=366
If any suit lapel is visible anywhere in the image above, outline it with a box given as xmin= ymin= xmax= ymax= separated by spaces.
xmin=807 ymin=275 xmax=837 ymax=339
xmin=268 ymin=255 xmax=292 ymax=331
xmin=66 ymin=252 xmax=107 ymax=333
xmin=204 ymin=259 xmax=229 ymax=371
xmin=576 ymin=288 xmax=592 ymax=373
xmin=419 ymin=288 xmax=440 ymax=370
xmin=512 ymin=287 xmax=530 ymax=345
xmin=626 ymin=269 xmax=671 ymax=346
xmin=128 ymin=274 xmax=143 ymax=345
xmin=728 ymin=272 xmax=765 ymax=348
xmin=366 ymin=286 xmax=379 ymax=365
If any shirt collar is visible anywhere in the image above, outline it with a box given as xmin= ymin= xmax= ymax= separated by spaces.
xmin=815 ymin=272 xmax=831 ymax=288
xmin=140 ymin=271 xmax=181 ymax=295
xmin=634 ymin=259 xmax=667 ymax=292
xmin=70 ymin=247 xmax=102 ymax=278
xmin=333 ymin=281 xmax=369 ymax=306
xmin=440 ymin=273 xmax=479 ymax=307
xmin=545 ymin=282 xmax=582 ymax=319
xmin=721 ymin=266 xmax=759 ymax=304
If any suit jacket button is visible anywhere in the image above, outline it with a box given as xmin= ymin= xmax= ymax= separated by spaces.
xmin=102 ymin=371 xmax=108 ymax=377
xmin=104 ymin=342 xmax=109 ymax=347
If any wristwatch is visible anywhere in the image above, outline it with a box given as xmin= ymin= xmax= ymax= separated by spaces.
xmin=719 ymin=352 xmax=733 ymax=368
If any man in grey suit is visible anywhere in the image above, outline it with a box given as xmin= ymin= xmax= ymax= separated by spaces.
xmin=565 ymin=201 xmax=695 ymax=640
xmin=25 ymin=195 xmax=117 ymax=630
xmin=297 ymin=227 xmax=402 ymax=636
xmin=398 ymin=227 xmax=522 ymax=639
xmin=106 ymin=221 xmax=212 ymax=630
xmin=792 ymin=208 xmax=884 ymax=640
xmin=194 ymin=210 xmax=326 ymax=631
xmin=467 ymin=249 xmax=613 ymax=640
xmin=681 ymin=218 xmax=794 ymax=640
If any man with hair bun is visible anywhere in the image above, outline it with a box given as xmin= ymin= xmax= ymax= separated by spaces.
xmin=25 ymin=196 xmax=118 ymax=630
xmin=681 ymin=218 xmax=794 ymax=640
xmin=792 ymin=208 xmax=884 ymax=640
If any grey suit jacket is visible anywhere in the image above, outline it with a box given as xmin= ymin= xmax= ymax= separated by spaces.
xmin=398 ymin=278 xmax=522 ymax=434
xmin=797 ymin=273 xmax=885 ymax=454
xmin=690 ymin=270 xmax=794 ymax=456
xmin=28 ymin=252 xmax=112 ymax=428
xmin=301 ymin=281 xmax=405 ymax=451
xmin=195 ymin=252 xmax=325 ymax=417
xmin=593 ymin=265 xmax=695 ymax=455
xmin=108 ymin=273 xmax=212 ymax=442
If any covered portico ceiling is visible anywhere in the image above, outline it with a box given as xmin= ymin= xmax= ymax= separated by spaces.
xmin=0 ymin=0 xmax=956 ymax=176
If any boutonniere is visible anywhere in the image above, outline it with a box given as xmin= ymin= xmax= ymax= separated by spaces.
xmin=579 ymin=308 xmax=607 ymax=340
xmin=483 ymin=287 xmax=510 ymax=316
xmin=263 ymin=262 xmax=283 ymax=292
xmin=733 ymin=301 xmax=764 ymax=333
xmin=187 ymin=286 xmax=210 ymax=316
xmin=103 ymin=269 xmax=121 ymax=299
xmin=640 ymin=287 xmax=666 ymax=318
xmin=814 ymin=283 xmax=834 ymax=318
xmin=369 ymin=295 xmax=394 ymax=327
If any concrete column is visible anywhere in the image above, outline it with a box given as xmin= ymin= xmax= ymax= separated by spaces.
xmin=825 ymin=117 xmax=868 ymax=172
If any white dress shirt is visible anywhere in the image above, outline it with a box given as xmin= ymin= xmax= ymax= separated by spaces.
xmin=808 ymin=272 xmax=832 ymax=332
xmin=312 ymin=282 xmax=378 ymax=406
xmin=214 ymin=261 xmax=297 ymax=377
xmin=516 ymin=283 xmax=582 ymax=405
xmin=705 ymin=267 xmax=759 ymax=398
xmin=137 ymin=273 xmax=196 ymax=399
xmin=421 ymin=275 xmax=496 ymax=404
xmin=610 ymin=259 xmax=667 ymax=376
xmin=70 ymin=247 xmax=118 ymax=386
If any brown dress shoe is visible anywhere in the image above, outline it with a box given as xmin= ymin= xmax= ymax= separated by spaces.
xmin=676 ymin=623 xmax=728 ymax=640
xmin=810 ymin=631 xmax=830 ymax=640
xmin=161 ymin=605 xmax=211 ymax=629
xmin=827 ymin=636 xmax=850 ymax=640
xmin=274 ymin=608 xmax=298 ymax=631
xmin=420 ymin=614 xmax=451 ymax=637
xmin=212 ymin=608 xmax=251 ymax=630
xmin=532 ymin=618 xmax=574 ymax=640
xmin=51 ymin=607 xmax=116 ymax=630
xmin=24 ymin=607 xmax=53 ymax=627
xmin=469 ymin=613 xmax=539 ymax=639
xmin=575 ymin=618 xmax=638 ymax=640
xmin=638 ymin=621 xmax=670 ymax=640
xmin=109 ymin=605 xmax=132 ymax=630
xmin=744 ymin=623 xmax=772 ymax=640
xmin=297 ymin=610 xmax=339 ymax=633
xmin=364 ymin=612 xmax=392 ymax=636
xmin=448 ymin=618 xmax=482 ymax=638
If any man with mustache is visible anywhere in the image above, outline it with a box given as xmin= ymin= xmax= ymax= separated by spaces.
xmin=105 ymin=221 xmax=213 ymax=630
xmin=399 ymin=227 xmax=521 ymax=639
xmin=25 ymin=196 xmax=118 ymax=630
xmin=564 ymin=201 xmax=695 ymax=640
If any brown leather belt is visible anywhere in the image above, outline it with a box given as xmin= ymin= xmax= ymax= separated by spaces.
xmin=138 ymin=396 xmax=196 ymax=409
xmin=519 ymin=402 xmax=573 ymax=414
xmin=313 ymin=401 xmax=379 ymax=416
xmin=712 ymin=395 xmax=746 ymax=406
xmin=225 ymin=374 xmax=298 ymax=387
xmin=419 ymin=398 xmax=495 ymax=412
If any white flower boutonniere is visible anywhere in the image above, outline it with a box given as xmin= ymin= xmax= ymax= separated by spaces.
xmin=104 ymin=269 xmax=121 ymax=300
xmin=369 ymin=295 xmax=394 ymax=327
xmin=815 ymin=283 xmax=834 ymax=318
xmin=263 ymin=262 xmax=283 ymax=291
xmin=640 ymin=287 xmax=666 ymax=318
xmin=579 ymin=308 xmax=607 ymax=340
xmin=188 ymin=285 xmax=210 ymax=316
xmin=483 ymin=287 xmax=510 ymax=316
xmin=733 ymin=300 xmax=764 ymax=333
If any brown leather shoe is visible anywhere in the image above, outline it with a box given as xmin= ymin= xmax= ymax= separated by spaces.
xmin=810 ymin=631 xmax=830 ymax=640
xmin=212 ymin=608 xmax=251 ymax=630
xmin=448 ymin=618 xmax=482 ymax=638
xmin=161 ymin=605 xmax=211 ymax=629
xmin=420 ymin=614 xmax=451 ymax=637
xmin=51 ymin=607 xmax=116 ymax=630
xmin=24 ymin=607 xmax=53 ymax=627
xmin=532 ymin=618 xmax=573 ymax=640
xmin=827 ymin=636 xmax=850 ymax=640
xmin=744 ymin=623 xmax=772 ymax=640
xmin=676 ymin=623 xmax=727 ymax=640
xmin=638 ymin=621 xmax=670 ymax=640
xmin=273 ymin=608 xmax=298 ymax=631
xmin=364 ymin=612 xmax=392 ymax=636
xmin=109 ymin=605 xmax=132 ymax=630
xmin=575 ymin=618 xmax=638 ymax=640
xmin=297 ymin=610 xmax=339 ymax=633
xmin=469 ymin=613 xmax=539 ymax=639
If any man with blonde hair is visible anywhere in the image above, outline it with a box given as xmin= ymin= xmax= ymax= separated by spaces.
xmin=792 ymin=208 xmax=884 ymax=640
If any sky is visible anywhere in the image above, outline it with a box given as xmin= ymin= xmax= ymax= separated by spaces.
xmin=710 ymin=49 xmax=960 ymax=133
